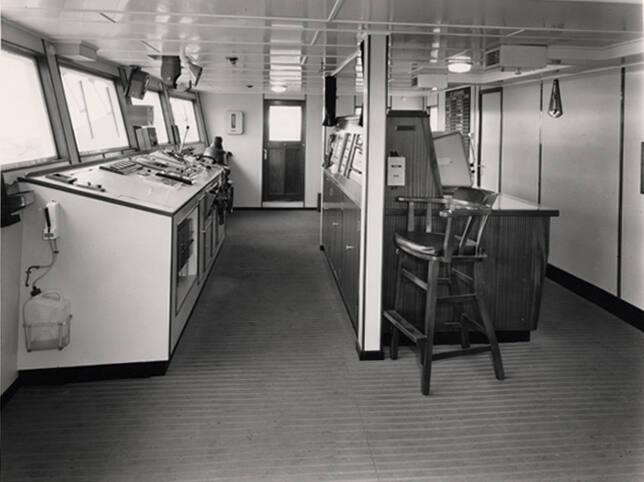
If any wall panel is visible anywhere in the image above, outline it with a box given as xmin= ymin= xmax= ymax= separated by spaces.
xmin=201 ymin=94 xmax=264 ymax=208
xmin=501 ymin=83 xmax=541 ymax=203
xmin=201 ymin=93 xmax=324 ymax=209
xmin=1 ymin=223 xmax=22 ymax=393
xmin=390 ymin=95 xmax=424 ymax=110
xmin=541 ymin=72 xmax=620 ymax=294
xmin=621 ymin=67 xmax=644 ymax=309
xmin=305 ymin=94 xmax=323 ymax=208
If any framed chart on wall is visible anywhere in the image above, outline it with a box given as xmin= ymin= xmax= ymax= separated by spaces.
xmin=338 ymin=133 xmax=355 ymax=176
xmin=330 ymin=132 xmax=348 ymax=174
xmin=347 ymin=133 xmax=364 ymax=181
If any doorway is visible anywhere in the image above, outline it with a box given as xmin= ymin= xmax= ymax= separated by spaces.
xmin=477 ymin=88 xmax=503 ymax=191
xmin=262 ymin=100 xmax=305 ymax=205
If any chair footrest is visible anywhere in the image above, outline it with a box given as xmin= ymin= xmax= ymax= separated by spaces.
xmin=437 ymin=293 xmax=476 ymax=304
xmin=384 ymin=310 xmax=426 ymax=345
xmin=432 ymin=346 xmax=491 ymax=360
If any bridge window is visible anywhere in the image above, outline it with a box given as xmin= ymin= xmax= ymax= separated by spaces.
xmin=60 ymin=66 xmax=128 ymax=153
xmin=170 ymin=97 xmax=200 ymax=144
xmin=131 ymin=90 xmax=169 ymax=145
xmin=0 ymin=48 xmax=57 ymax=166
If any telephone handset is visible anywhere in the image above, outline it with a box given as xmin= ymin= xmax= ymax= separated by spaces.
xmin=43 ymin=201 xmax=60 ymax=240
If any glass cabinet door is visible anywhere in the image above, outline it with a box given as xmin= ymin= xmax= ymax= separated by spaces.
xmin=175 ymin=204 xmax=200 ymax=313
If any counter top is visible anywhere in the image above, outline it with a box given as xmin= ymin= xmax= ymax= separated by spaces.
xmin=22 ymin=153 xmax=225 ymax=216
xmin=491 ymin=193 xmax=559 ymax=217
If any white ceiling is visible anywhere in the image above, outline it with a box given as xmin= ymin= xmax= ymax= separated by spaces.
xmin=2 ymin=0 xmax=643 ymax=95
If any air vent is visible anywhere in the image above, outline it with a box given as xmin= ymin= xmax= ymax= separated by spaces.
xmin=485 ymin=45 xmax=547 ymax=71
xmin=485 ymin=49 xmax=501 ymax=69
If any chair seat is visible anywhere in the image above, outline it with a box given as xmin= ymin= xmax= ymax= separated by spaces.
xmin=394 ymin=231 xmax=477 ymax=258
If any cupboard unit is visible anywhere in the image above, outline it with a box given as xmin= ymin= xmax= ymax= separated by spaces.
xmin=321 ymin=116 xmax=363 ymax=330
xmin=17 ymin=155 xmax=227 ymax=377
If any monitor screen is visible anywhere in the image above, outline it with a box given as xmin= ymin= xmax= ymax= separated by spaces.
xmin=433 ymin=131 xmax=473 ymax=187
xmin=126 ymin=69 xmax=150 ymax=99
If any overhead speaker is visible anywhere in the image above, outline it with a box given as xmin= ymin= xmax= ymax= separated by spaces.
xmin=322 ymin=76 xmax=337 ymax=127
xmin=160 ymin=56 xmax=181 ymax=89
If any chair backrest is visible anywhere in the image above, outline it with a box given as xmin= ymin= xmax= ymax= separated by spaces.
xmin=450 ymin=187 xmax=498 ymax=256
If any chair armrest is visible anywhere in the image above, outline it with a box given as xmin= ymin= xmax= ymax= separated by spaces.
xmin=395 ymin=196 xmax=478 ymax=208
xmin=395 ymin=196 xmax=449 ymax=205
xmin=439 ymin=206 xmax=492 ymax=218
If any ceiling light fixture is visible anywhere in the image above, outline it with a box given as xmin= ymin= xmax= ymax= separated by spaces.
xmin=447 ymin=58 xmax=472 ymax=73
xmin=271 ymin=84 xmax=287 ymax=93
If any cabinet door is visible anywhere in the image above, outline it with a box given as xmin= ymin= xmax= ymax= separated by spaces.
xmin=330 ymin=188 xmax=343 ymax=276
xmin=321 ymin=179 xmax=330 ymax=249
xmin=341 ymin=196 xmax=360 ymax=328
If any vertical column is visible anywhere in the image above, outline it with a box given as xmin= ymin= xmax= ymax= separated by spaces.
xmin=357 ymin=34 xmax=388 ymax=358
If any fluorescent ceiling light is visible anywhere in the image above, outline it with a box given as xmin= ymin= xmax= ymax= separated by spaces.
xmin=448 ymin=59 xmax=472 ymax=73
xmin=271 ymin=84 xmax=287 ymax=93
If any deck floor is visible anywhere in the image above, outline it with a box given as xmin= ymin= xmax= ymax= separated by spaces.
xmin=2 ymin=210 xmax=644 ymax=481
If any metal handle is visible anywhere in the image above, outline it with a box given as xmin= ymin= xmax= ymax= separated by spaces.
xmin=332 ymin=222 xmax=340 ymax=227
xmin=345 ymin=245 xmax=354 ymax=250
xmin=263 ymin=148 xmax=268 ymax=160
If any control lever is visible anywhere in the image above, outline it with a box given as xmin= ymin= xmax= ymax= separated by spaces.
xmin=179 ymin=126 xmax=190 ymax=153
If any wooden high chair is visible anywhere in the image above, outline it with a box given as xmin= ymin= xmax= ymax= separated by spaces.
xmin=383 ymin=187 xmax=505 ymax=395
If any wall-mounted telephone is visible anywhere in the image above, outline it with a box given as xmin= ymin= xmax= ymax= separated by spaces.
xmin=43 ymin=201 xmax=60 ymax=240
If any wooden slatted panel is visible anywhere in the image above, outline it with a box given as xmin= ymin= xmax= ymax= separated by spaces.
xmin=2 ymin=211 xmax=644 ymax=482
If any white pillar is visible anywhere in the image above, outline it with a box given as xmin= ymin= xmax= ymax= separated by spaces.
xmin=357 ymin=34 xmax=388 ymax=358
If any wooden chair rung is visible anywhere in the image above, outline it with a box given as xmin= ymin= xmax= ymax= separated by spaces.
xmin=451 ymin=268 xmax=472 ymax=283
xmin=461 ymin=312 xmax=485 ymax=332
xmin=384 ymin=310 xmax=427 ymax=345
xmin=432 ymin=346 xmax=491 ymax=360
xmin=437 ymin=293 xmax=476 ymax=304
xmin=401 ymin=268 xmax=428 ymax=291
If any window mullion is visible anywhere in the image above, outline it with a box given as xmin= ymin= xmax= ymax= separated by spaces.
xmin=43 ymin=40 xmax=81 ymax=164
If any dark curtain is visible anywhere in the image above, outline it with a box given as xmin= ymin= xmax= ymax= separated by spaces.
xmin=322 ymin=75 xmax=337 ymax=126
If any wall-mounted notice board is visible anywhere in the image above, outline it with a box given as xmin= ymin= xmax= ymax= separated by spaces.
xmin=445 ymin=87 xmax=471 ymax=135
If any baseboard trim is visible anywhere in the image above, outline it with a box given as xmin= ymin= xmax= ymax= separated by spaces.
xmin=19 ymin=361 xmax=169 ymax=386
xmin=547 ymin=264 xmax=644 ymax=332
xmin=1 ymin=377 xmax=21 ymax=407
xmin=235 ymin=207 xmax=317 ymax=211
xmin=355 ymin=342 xmax=385 ymax=360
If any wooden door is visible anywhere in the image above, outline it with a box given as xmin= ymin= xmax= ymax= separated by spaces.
xmin=263 ymin=100 xmax=305 ymax=202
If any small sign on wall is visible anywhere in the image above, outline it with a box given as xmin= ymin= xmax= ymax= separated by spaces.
xmin=226 ymin=110 xmax=244 ymax=135
xmin=387 ymin=156 xmax=406 ymax=187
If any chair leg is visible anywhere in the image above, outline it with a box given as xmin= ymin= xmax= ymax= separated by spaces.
xmin=421 ymin=259 xmax=440 ymax=395
xmin=448 ymin=265 xmax=470 ymax=349
xmin=473 ymin=264 xmax=505 ymax=380
xmin=390 ymin=251 xmax=403 ymax=360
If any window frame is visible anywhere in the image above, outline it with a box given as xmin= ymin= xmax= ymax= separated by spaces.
xmin=168 ymin=91 xmax=206 ymax=145
xmin=130 ymin=88 xmax=172 ymax=147
xmin=58 ymin=61 xmax=134 ymax=159
xmin=0 ymin=43 xmax=68 ymax=172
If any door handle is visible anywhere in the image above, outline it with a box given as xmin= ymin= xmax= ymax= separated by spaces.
xmin=332 ymin=222 xmax=340 ymax=227
xmin=263 ymin=148 xmax=267 ymax=160
xmin=345 ymin=245 xmax=355 ymax=250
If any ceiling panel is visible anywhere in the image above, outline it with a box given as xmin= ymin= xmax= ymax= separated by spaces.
xmin=2 ymin=0 xmax=642 ymax=95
